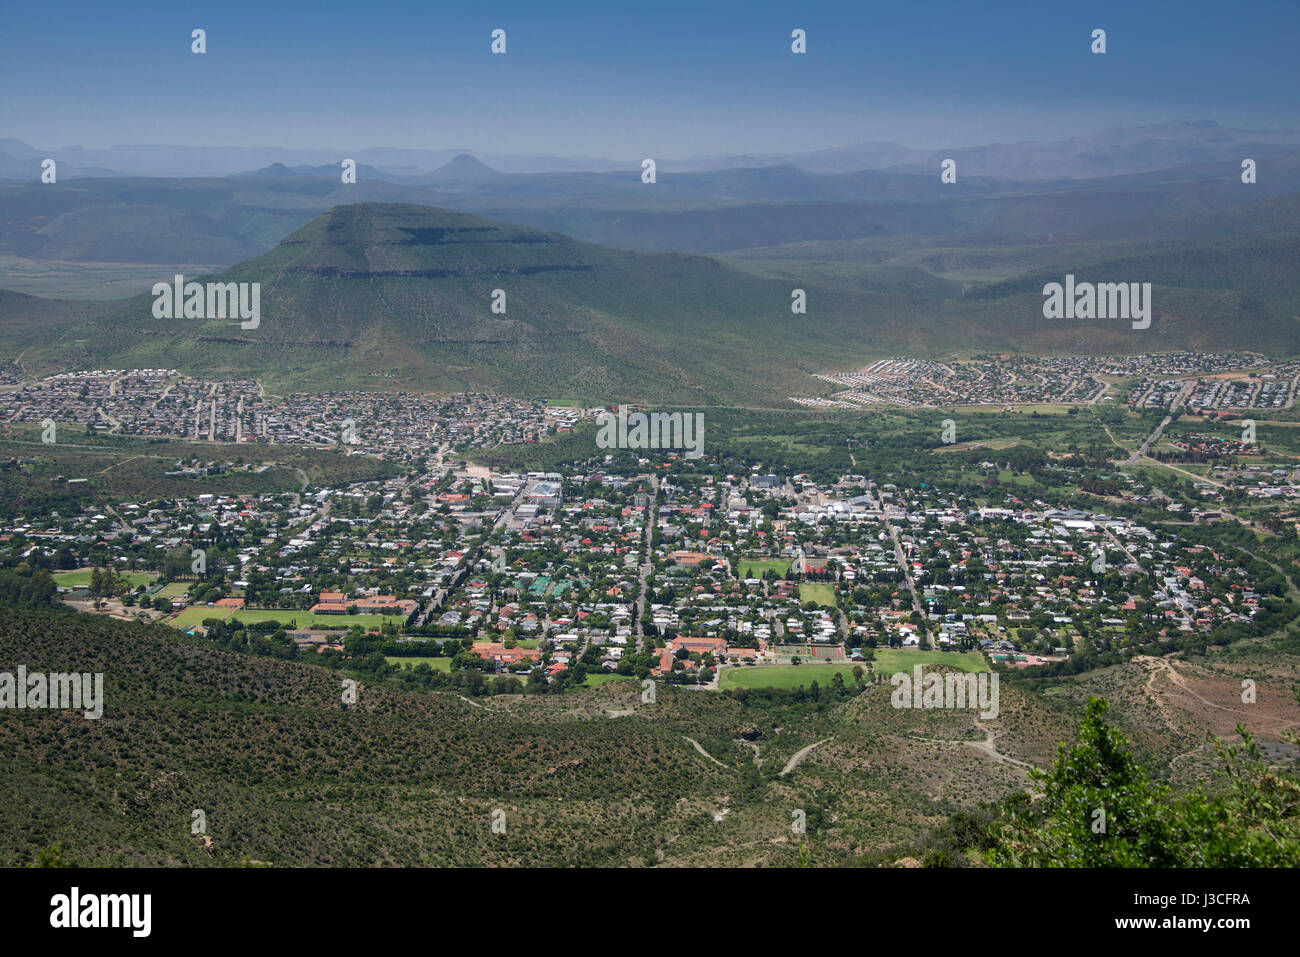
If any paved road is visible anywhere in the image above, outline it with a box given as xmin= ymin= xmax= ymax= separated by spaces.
xmin=416 ymin=467 xmax=519 ymax=628
xmin=1100 ymin=523 xmax=1141 ymax=570
xmin=1121 ymin=381 xmax=1193 ymax=465
xmin=634 ymin=474 xmax=659 ymax=654
xmin=875 ymin=483 xmax=924 ymax=618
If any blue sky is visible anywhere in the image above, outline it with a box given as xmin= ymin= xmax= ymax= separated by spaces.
xmin=3 ymin=0 xmax=1298 ymax=156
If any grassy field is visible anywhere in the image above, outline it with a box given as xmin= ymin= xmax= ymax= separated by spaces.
xmin=167 ymin=606 xmax=405 ymax=632
xmin=384 ymin=657 xmax=452 ymax=671
xmin=997 ymin=471 xmax=1036 ymax=487
xmin=719 ymin=663 xmax=859 ymax=691
xmin=168 ymin=606 xmax=233 ymax=630
xmin=869 ymin=648 xmax=988 ymax=674
xmin=584 ymin=673 xmax=637 ymax=687
xmin=155 ymin=582 xmax=191 ymax=599
xmin=737 ymin=559 xmax=790 ymax=579
xmin=799 ymin=583 xmax=837 ymax=607
xmin=54 ymin=569 xmax=156 ymax=588
xmin=231 ymin=609 xmax=405 ymax=630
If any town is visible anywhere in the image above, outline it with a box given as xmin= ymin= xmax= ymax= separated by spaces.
xmin=796 ymin=353 xmax=1299 ymax=411
xmin=5 ymin=366 xmax=1294 ymax=695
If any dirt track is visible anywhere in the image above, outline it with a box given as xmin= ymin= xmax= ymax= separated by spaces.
xmin=779 ymin=738 xmax=833 ymax=776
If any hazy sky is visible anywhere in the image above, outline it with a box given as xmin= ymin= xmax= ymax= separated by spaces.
xmin=4 ymin=0 xmax=1299 ymax=157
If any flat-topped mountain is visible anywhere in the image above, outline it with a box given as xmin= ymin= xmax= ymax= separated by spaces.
xmin=12 ymin=203 xmax=879 ymax=403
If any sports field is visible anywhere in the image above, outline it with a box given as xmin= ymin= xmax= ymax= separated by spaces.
xmin=772 ymin=642 xmax=845 ymax=661
xmin=737 ymin=559 xmax=789 ymax=579
xmin=384 ymin=657 xmax=452 ymax=671
xmin=167 ymin=606 xmax=404 ymax=632
xmin=798 ymin=583 xmax=837 ymax=606
xmin=55 ymin=569 xmax=156 ymax=588
xmin=169 ymin=606 xmax=233 ymax=630
xmin=232 ymin=609 xmax=405 ymax=630
xmin=869 ymin=648 xmax=988 ymax=674
xmin=719 ymin=647 xmax=987 ymax=690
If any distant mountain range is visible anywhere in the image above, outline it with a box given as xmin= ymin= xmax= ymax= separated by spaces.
xmin=5 ymin=121 xmax=1299 ymax=180
xmin=4 ymin=143 xmax=1299 ymax=266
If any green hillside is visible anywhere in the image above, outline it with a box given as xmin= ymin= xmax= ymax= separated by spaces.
xmin=4 ymin=204 xmax=1299 ymax=404
xmin=4 ymin=604 xmax=1295 ymax=867
xmin=0 ymin=606 xmax=1037 ymax=867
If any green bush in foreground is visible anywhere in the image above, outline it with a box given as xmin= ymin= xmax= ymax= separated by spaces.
xmin=988 ymin=696 xmax=1300 ymax=867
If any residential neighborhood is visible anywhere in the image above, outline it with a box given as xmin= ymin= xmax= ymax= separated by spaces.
xmin=7 ymin=376 xmax=1284 ymax=694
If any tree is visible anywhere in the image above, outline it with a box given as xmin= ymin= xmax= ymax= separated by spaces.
xmin=88 ymin=566 xmax=126 ymax=599
xmin=988 ymin=696 xmax=1300 ymax=867
xmin=990 ymin=696 xmax=1191 ymax=866
xmin=34 ymin=843 xmax=73 ymax=868
xmin=162 ymin=547 xmax=192 ymax=580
